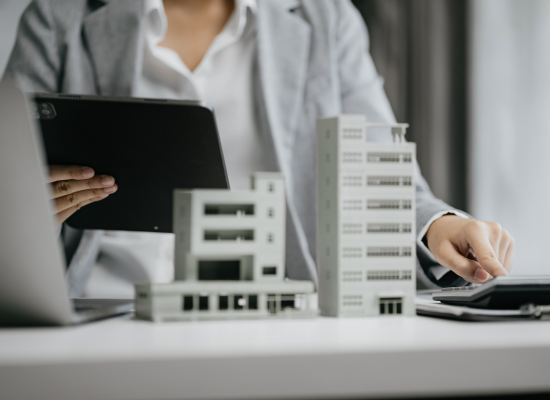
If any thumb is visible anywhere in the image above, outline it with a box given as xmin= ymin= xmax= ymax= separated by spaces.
xmin=434 ymin=241 xmax=492 ymax=283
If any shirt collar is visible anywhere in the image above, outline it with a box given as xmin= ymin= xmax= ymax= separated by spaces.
xmin=142 ymin=0 xmax=166 ymax=44
xmin=219 ymin=0 xmax=257 ymax=47
xmin=142 ymin=0 xmax=257 ymax=45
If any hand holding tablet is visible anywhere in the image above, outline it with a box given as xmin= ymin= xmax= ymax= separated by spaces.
xmin=34 ymin=94 xmax=228 ymax=233
xmin=47 ymin=165 xmax=117 ymax=226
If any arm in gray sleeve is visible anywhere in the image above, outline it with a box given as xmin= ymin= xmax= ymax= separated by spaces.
xmin=333 ymin=0 xmax=468 ymax=287
xmin=3 ymin=0 xmax=60 ymax=92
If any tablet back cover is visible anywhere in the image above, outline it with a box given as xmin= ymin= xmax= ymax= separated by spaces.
xmin=33 ymin=95 xmax=229 ymax=233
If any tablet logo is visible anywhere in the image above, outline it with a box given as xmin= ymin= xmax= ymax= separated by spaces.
xmin=30 ymin=102 xmax=56 ymax=120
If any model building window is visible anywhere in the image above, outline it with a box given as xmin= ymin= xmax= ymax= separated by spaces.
xmin=248 ymin=295 xmax=258 ymax=310
xmin=367 ymin=223 xmax=399 ymax=233
xmin=204 ymin=229 xmax=254 ymax=242
xmin=402 ymin=153 xmax=412 ymax=163
xmin=343 ymin=247 xmax=362 ymax=258
xmin=199 ymin=295 xmax=209 ymax=311
xmin=367 ymin=176 xmax=400 ymax=186
xmin=234 ymin=295 xmax=246 ymax=310
xmin=218 ymin=295 xmax=229 ymax=310
xmin=367 ymin=247 xmax=400 ymax=257
xmin=280 ymin=294 xmax=296 ymax=311
xmin=342 ymin=270 xmax=363 ymax=282
xmin=343 ymin=223 xmax=362 ymax=234
xmin=343 ymin=199 xmax=362 ymax=211
xmin=268 ymin=208 xmax=274 ymax=218
xmin=204 ymin=204 xmax=254 ymax=216
xmin=367 ymin=270 xmax=400 ymax=280
xmin=267 ymin=233 xmax=274 ymax=243
xmin=343 ymin=175 xmax=362 ymax=187
xmin=401 ymin=270 xmax=413 ymax=280
xmin=402 ymin=200 xmax=412 ymax=209
xmin=367 ymin=152 xmax=400 ymax=163
xmin=343 ymin=151 xmax=362 ymax=163
xmin=402 ymin=223 xmax=412 ymax=233
xmin=342 ymin=294 xmax=362 ymax=307
xmin=402 ymin=176 xmax=412 ymax=186
xmin=262 ymin=266 xmax=277 ymax=275
xmin=367 ymin=199 xmax=400 ymax=209
xmin=268 ymin=183 xmax=275 ymax=192
xmin=342 ymin=127 xmax=362 ymax=139
xmin=183 ymin=295 xmax=194 ymax=311
xmin=198 ymin=260 xmax=241 ymax=281
xmin=379 ymin=297 xmax=403 ymax=315
xmin=267 ymin=294 xmax=277 ymax=315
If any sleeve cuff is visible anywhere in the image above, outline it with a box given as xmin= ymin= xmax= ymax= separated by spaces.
xmin=417 ymin=210 xmax=471 ymax=281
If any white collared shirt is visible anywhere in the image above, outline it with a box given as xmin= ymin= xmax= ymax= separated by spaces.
xmin=84 ymin=0 xmax=262 ymax=297
xmin=135 ymin=0 xmax=263 ymax=190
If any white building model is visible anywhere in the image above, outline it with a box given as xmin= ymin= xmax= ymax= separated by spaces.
xmin=135 ymin=173 xmax=316 ymax=322
xmin=317 ymin=115 xmax=416 ymax=317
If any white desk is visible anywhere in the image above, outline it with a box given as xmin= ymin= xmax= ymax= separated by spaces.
xmin=1 ymin=314 xmax=550 ymax=400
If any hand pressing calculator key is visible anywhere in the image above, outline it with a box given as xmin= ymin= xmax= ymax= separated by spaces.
xmin=432 ymin=276 xmax=550 ymax=309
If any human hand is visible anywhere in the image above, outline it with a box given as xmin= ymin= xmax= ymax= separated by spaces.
xmin=425 ymin=215 xmax=513 ymax=283
xmin=48 ymin=165 xmax=117 ymax=227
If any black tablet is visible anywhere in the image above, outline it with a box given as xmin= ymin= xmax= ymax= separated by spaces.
xmin=32 ymin=94 xmax=229 ymax=233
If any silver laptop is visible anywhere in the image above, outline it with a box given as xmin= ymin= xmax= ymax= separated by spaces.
xmin=0 ymin=80 xmax=132 ymax=326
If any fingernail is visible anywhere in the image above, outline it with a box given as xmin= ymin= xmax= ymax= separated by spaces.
xmin=99 ymin=194 xmax=109 ymax=199
xmin=473 ymin=268 xmax=488 ymax=281
xmin=104 ymin=185 xmax=116 ymax=193
xmin=102 ymin=176 xmax=114 ymax=186
xmin=82 ymin=168 xmax=94 ymax=178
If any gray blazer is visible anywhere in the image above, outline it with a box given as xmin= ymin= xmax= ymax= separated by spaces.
xmin=5 ymin=0 xmax=464 ymax=293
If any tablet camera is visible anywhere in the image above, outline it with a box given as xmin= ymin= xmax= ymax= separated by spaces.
xmin=31 ymin=102 xmax=56 ymax=120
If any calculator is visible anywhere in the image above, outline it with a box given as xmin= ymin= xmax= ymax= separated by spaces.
xmin=432 ymin=276 xmax=550 ymax=309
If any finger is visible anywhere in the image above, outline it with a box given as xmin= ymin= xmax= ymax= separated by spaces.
xmin=498 ymin=231 xmax=511 ymax=266
xmin=56 ymin=195 xmax=109 ymax=226
xmin=51 ymin=175 xmax=115 ymax=199
xmin=503 ymin=236 xmax=515 ymax=273
xmin=490 ymin=230 xmax=501 ymax=266
xmin=466 ymin=223 xmax=508 ymax=277
xmin=435 ymin=241 xmax=491 ymax=283
xmin=48 ymin=165 xmax=95 ymax=183
xmin=55 ymin=185 xmax=118 ymax=213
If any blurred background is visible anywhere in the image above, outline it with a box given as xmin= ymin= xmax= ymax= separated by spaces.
xmin=1 ymin=0 xmax=549 ymax=275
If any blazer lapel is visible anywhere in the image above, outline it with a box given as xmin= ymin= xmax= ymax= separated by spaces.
xmin=83 ymin=0 xmax=143 ymax=96
xmin=256 ymin=0 xmax=312 ymax=174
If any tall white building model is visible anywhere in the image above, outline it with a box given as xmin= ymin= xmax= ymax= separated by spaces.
xmin=135 ymin=173 xmax=316 ymax=322
xmin=317 ymin=115 xmax=416 ymax=317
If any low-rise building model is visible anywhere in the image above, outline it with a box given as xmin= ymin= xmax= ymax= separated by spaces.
xmin=135 ymin=173 xmax=316 ymax=322
xmin=317 ymin=115 xmax=416 ymax=317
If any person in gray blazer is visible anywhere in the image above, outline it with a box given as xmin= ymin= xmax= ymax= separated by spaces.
xmin=4 ymin=0 xmax=513 ymax=296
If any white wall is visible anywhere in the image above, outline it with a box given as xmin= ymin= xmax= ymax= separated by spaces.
xmin=469 ymin=0 xmax=550 ymax=275
xmin=0 ymin=0 xmax=30 ymax=77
